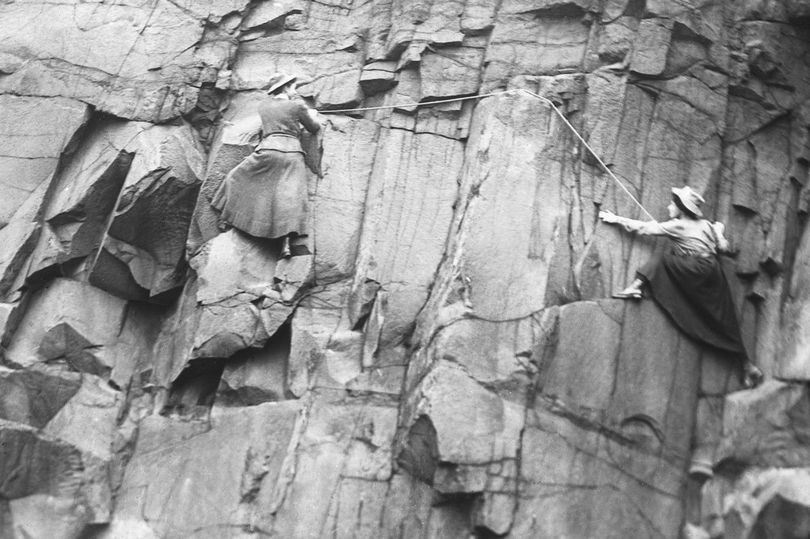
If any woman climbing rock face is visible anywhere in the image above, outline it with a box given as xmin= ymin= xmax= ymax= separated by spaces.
xmin=599 ymin=186 xmax=764 ymax=389
xmin=211 ymin=73 xmax=321 ymax=258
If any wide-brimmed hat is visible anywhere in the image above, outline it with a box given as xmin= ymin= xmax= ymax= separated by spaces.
xmin=266 ymin=73 xmax=297 ymax=95
xmin=671 ymin=185 xmax=704 ymax=217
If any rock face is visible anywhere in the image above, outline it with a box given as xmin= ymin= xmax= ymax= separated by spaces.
xmin=1 ymin=1 xmax=810 ymax=537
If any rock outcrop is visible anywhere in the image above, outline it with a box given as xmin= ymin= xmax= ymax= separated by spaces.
xmin=1 ymin=0 xmax=810 ymax=537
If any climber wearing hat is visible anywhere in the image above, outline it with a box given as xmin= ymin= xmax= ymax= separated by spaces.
xmin=212 ymin=73 xmax=321 ymax=257
xmin=599 ymin=186 xmax=764 ymax=388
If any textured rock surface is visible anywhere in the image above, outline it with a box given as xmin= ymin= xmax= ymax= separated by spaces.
xmin=1 ymin=0 xmax=810 ymax=537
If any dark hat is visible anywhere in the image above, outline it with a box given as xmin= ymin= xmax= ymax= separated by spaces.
xmin=671 ymin=185 xmax=704 ymax=217
xmin=266 ymin=73 xmax=297 ymax=95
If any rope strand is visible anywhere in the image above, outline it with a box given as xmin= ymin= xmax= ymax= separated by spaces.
xmin=317 ymin=89 xmax=514 ymax=114
xmin=517 ymin=89 xmax=655 ymax=220
xmin=317 ymin=88 xmax=655 ymax=220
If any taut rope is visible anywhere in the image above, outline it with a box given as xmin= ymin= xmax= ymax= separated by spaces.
xmin=318 ymin=88 xmax=655 ymax=220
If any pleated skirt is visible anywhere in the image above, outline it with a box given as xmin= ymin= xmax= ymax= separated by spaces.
xmin=212 ymin=149 xmax=308 ymax=239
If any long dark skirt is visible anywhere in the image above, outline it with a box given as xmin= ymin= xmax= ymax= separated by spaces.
xmin=211 ymin=149 xmax=309 ymax=239
xmin=638 ymin=251 xmax=748 ymax=360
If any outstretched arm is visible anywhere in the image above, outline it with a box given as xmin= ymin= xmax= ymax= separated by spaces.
xmin=599 ymin=210 xmax=668 ymax=235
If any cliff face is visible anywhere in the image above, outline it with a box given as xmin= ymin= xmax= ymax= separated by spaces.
xmin=1 ymin=1 xmax=810 ymax=537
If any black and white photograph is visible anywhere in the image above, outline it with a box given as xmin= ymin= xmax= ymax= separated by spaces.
xmin=0 ymin=0 xmax=809 ymax=537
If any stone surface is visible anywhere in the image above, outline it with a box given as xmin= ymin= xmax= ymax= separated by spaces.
xmin=103 ymin=402 xmax=300 ymax=538
xmin=1 ymin=1 xmax=810 ymax=538
xmin=708 ymin=381 xmax=810 ymax=470
xmin=95 ymin=124 xmax=205 ymax=300
xmin=188 ymin=230 xmax=295 ymax=360
xmin=0 ymin=419 xmax=110 ymax=536
xmin=0 ymin=96 xmax=90 ymax=227
xmin=0 ymin=366 xmax=81 ymax=429
xmin=0 ymin=217 xmax=41 ymax=300
xmin=350 ymin=128 xmax=462 ymax=350
xmin=43 ymin=375 xmax=121 ymax=461
xmin=187 ymin=96 xmax=262 ymax=254
xmin=483 ymin=3 xmax=592 ymax=88
xmin=217 ymin=326 xmax=291 ymax=406
xmin=779 ymin=202 xmax=810 ymax=378
xmin=4 ymin=279 xmax=128 ymax=371
xmin=24 ymin=119 xmax=145 ymax=282
xmin=0 ymin=0 xmax=247 ymax=121
xmin=630 ymin=19 xmax=673 ymax=76
xmin=312 ymin=117 xmax=379 ymax=280
xmin=701 ymin=468 xmax=810 ymax=539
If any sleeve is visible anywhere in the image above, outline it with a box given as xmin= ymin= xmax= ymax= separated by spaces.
xmin=711 ymin=221 xmax=731 ymax=253
xmin=615 ymin=216 xmax=675 ymax=236
xmin=220 ymin=114 xmax=262 ymax=146
xmin=297 ymin=103 xmax=321 ymax=134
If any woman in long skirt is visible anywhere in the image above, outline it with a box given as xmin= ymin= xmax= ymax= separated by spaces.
xmin=212 ymin=73 xmax=321 ymax=257
xmin=599 ymin=186 xmax=764 ymax=388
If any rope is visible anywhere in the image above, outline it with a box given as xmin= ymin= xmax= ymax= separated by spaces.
xmin=517 ymin=89 xmax=655 ymax=220
xmin=317 ymin=89 xmax=514 ymax=113
xmin=317 ymin=88 xmax=656 ymax=220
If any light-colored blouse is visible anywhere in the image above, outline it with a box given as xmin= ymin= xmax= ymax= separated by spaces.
xmin=614 ymin=216 xmax=729 ymax=256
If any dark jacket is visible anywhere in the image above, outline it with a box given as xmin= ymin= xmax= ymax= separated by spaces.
xmin=255 ymin=98 xmax=320 ymax=153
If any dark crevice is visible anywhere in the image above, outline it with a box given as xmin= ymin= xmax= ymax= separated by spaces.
xmin=348 ymin=278 xmax=380 ymax=330
xmin=519 ymin=3 xmax=588 ymax=20
xmin=396 ymin=415 xmax=439 ymax=485
xmin=45 ymin=143 xmax=134 ymax=265
xmin=216 ymin=322 xmax=294 ymax=406
xmin=183 ymin=82 xmax=227 ymax=150
xmin=624 ymin=0 xmax=647 ymax=18
xmin=88 ymin=248 xmax=151 ymax=302
xmin=161 ymin=358 xmax=226 ymax=419
xmin=23 ymin=257 xmax=86 ymax=294
xmin=670 ymin=21 xmax=712 ymax=45
xmin=77 ymin=523 xmax=109 ymax=539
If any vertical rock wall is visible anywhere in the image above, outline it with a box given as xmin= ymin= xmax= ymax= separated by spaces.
xmin=1 ymin=0 xmax=809 ymax=537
